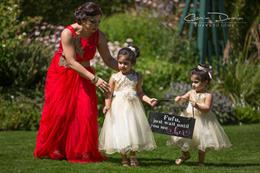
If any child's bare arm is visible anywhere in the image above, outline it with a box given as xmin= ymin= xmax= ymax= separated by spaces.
xmin=136 ymin=73 xmax=157 ymax=107
xmin=191 ymin=93 xmax=213 ymax=113
xmin=103 ymin=76 xmax=115 ymax=114
xmin=175 ymin=90 xmax=191 ymax=103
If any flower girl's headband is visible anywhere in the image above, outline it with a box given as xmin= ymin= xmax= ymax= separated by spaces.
xmin=197 ymin=64 xmax=213 ymax=79
xmin=128 ymin=46 xmax=137 ymax=57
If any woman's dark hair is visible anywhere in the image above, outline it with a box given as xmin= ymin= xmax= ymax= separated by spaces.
xmin=191 ymin=64 xmax=213 ymax=83
xmin=74 ymin=2 xmax=102 ymax=24
xmin=117 ymin=46 xmax=140 ymax=65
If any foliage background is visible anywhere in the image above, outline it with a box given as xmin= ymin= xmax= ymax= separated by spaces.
xmin=0 ymin=0 xmax=259 ymax=130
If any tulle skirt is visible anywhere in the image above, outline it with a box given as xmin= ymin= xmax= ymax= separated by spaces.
xmin=168 ymin=108 xmax=232 ymax=152
xmin=34 ymin=53 xmax=105 ymax=163
xmin=99 ymin=93 xmax=156 ymax=154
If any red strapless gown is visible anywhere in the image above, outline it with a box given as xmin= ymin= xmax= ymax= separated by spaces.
xmin=34 ymin=26 xmax=105 ymax=163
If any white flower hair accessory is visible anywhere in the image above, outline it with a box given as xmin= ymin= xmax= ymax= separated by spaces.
xmin=128 ymin=46 xmax=137 ymax=57
xmin=197 ymin=64 xmax=213 ymax=79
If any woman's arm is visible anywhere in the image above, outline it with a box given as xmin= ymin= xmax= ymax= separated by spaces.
xmin=61 ymin=29 xmax=109 ymax=92
xmin=61 ymin=29 xmax=94 ymax=79
xmin=97 ymin=31 xmax=118 ymax=70
xmin=136 ymin=73 xmax=157 ymax=107
xmin=191 ymin=93 xmax=213 ymax=113
xmin=103 ymin=75 xmax=115 ymax=114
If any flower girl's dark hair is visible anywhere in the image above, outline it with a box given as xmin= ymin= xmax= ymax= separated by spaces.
xmin=117 ymin=46 xmax=140 ymax=65
xmin=191 ymin=64 xmax=213 ymax=83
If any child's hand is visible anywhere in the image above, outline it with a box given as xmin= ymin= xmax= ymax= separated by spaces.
xmin=175 ymin=96 xmax=181 ymax=103
xmin=175 ymin=96 xmax=186 ymax=104
xmin=103 ymin=106 xmax=110 ymax=114
xmin=149 ymin=98 xmax=158 ymax=107
xmin=189 ymin=99 xmax=197 ymax=107
xmin=175 ymin=96 xmax=187 ymax=104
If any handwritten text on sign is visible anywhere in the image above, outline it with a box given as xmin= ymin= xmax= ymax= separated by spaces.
xmin=148 ymin=112 xmax=196 ymax=139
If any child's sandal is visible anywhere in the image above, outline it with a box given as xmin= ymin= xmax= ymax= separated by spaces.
xmin=121 ymin=159 xmax=129 ymax=167
xmin=130 ymin=156 xmax=139 ymax=167
xmin=175 ymin=154 xmax=190 ymax=165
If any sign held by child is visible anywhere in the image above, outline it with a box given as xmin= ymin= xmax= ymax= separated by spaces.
xmin=149 ymin=112 xmax=195 ymax=139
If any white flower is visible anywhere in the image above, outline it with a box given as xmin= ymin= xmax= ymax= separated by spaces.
xmin=41 ymin=25 xmax=46 ymax=30
xmin=114 ymin=41 xmax=120 ymax=46
xmin=126 ymin=38 xmax=133 ymax=43
xmin=34 ymin=31 xmax=40 ymax=36
xmin=145 ymin=70 xmax=151 ymax=74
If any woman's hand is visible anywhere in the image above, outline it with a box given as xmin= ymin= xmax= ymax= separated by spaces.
xmin=95 ymin=77 xmax=110 ymax=93
xmin=103 ymin=106 xmax=110 ymax=114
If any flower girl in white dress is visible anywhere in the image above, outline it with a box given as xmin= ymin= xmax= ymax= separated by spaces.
xmin=168 ymin=64 xmax=232 ymax=166
xmin=99 ymin=46 xmax=157 ymax=167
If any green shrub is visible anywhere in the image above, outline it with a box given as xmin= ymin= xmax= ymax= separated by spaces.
xmin=218 ymin=62 xmax=259 ymax=106
xmin=136 ymin=58 xmax=173 ymax=97
xmin=214 ymin=52 xmax=260 ymax=123
xmin=225 ymin=0 xmax=260 ymax=50
xmin=100 ymin=12 xmax=196 ymax=84
xmin=0 ymin=0 xmax=49 ymax=88
xmin=101 ymin=13 xmax=176 ymax=58
xmin=0 ymin=0 xmax=21 ymax=40
xmin=234 ymin=106 xmax=260 ymax=124
xmin=215 ymin=62 xmax=260 ymax=123
xmin=0 ymin=0 xmax=42 ymax=43
xmin=0 ymin=90 xmax=42 ymax=130
xmin=0 ymin=0 xmax=50 ymax=130
xmin=0 ymin=42 xmax=52 ymax=88
xmin=20 ymin=0 xmax=133 ymax=25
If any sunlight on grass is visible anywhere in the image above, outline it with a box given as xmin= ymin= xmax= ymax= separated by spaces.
xmin=0 ymin=124 xmax=260 ymax=173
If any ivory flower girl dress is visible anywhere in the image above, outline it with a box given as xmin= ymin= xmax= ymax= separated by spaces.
xmin=99 ymin=72 xmax=156 ymax=154
xmin=168 ymin=90 xmax=232 ymax=152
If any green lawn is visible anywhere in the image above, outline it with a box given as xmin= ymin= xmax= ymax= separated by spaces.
xmin=0 ymin=124 xmax=260 ymax=173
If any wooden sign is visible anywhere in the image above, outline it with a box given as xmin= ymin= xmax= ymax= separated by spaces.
xmin=148 ymin=112 xmax=196 ymax=139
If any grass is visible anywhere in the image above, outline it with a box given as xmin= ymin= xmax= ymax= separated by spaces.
xmin=0 ymin=124 xmax=260 ymax=173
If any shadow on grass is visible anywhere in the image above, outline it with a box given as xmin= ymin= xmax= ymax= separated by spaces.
xmin=185 ymin=161 xmax=260 ymax=168
xmin=107 ymin=157 xmax=174 ymax=167
xmin=107 ymin=157 xmax=260 ymax=168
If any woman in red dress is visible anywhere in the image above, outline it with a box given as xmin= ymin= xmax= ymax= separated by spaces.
xmin=34 ymin=2 xmax=117 ymax=163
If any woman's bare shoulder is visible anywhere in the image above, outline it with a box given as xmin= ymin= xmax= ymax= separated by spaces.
xmin=61 ymin=28 xmax=73 ymax=41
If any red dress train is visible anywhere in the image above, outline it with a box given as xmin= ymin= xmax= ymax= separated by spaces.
xmin=34 ymin=26 xmax=105 ymax=163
